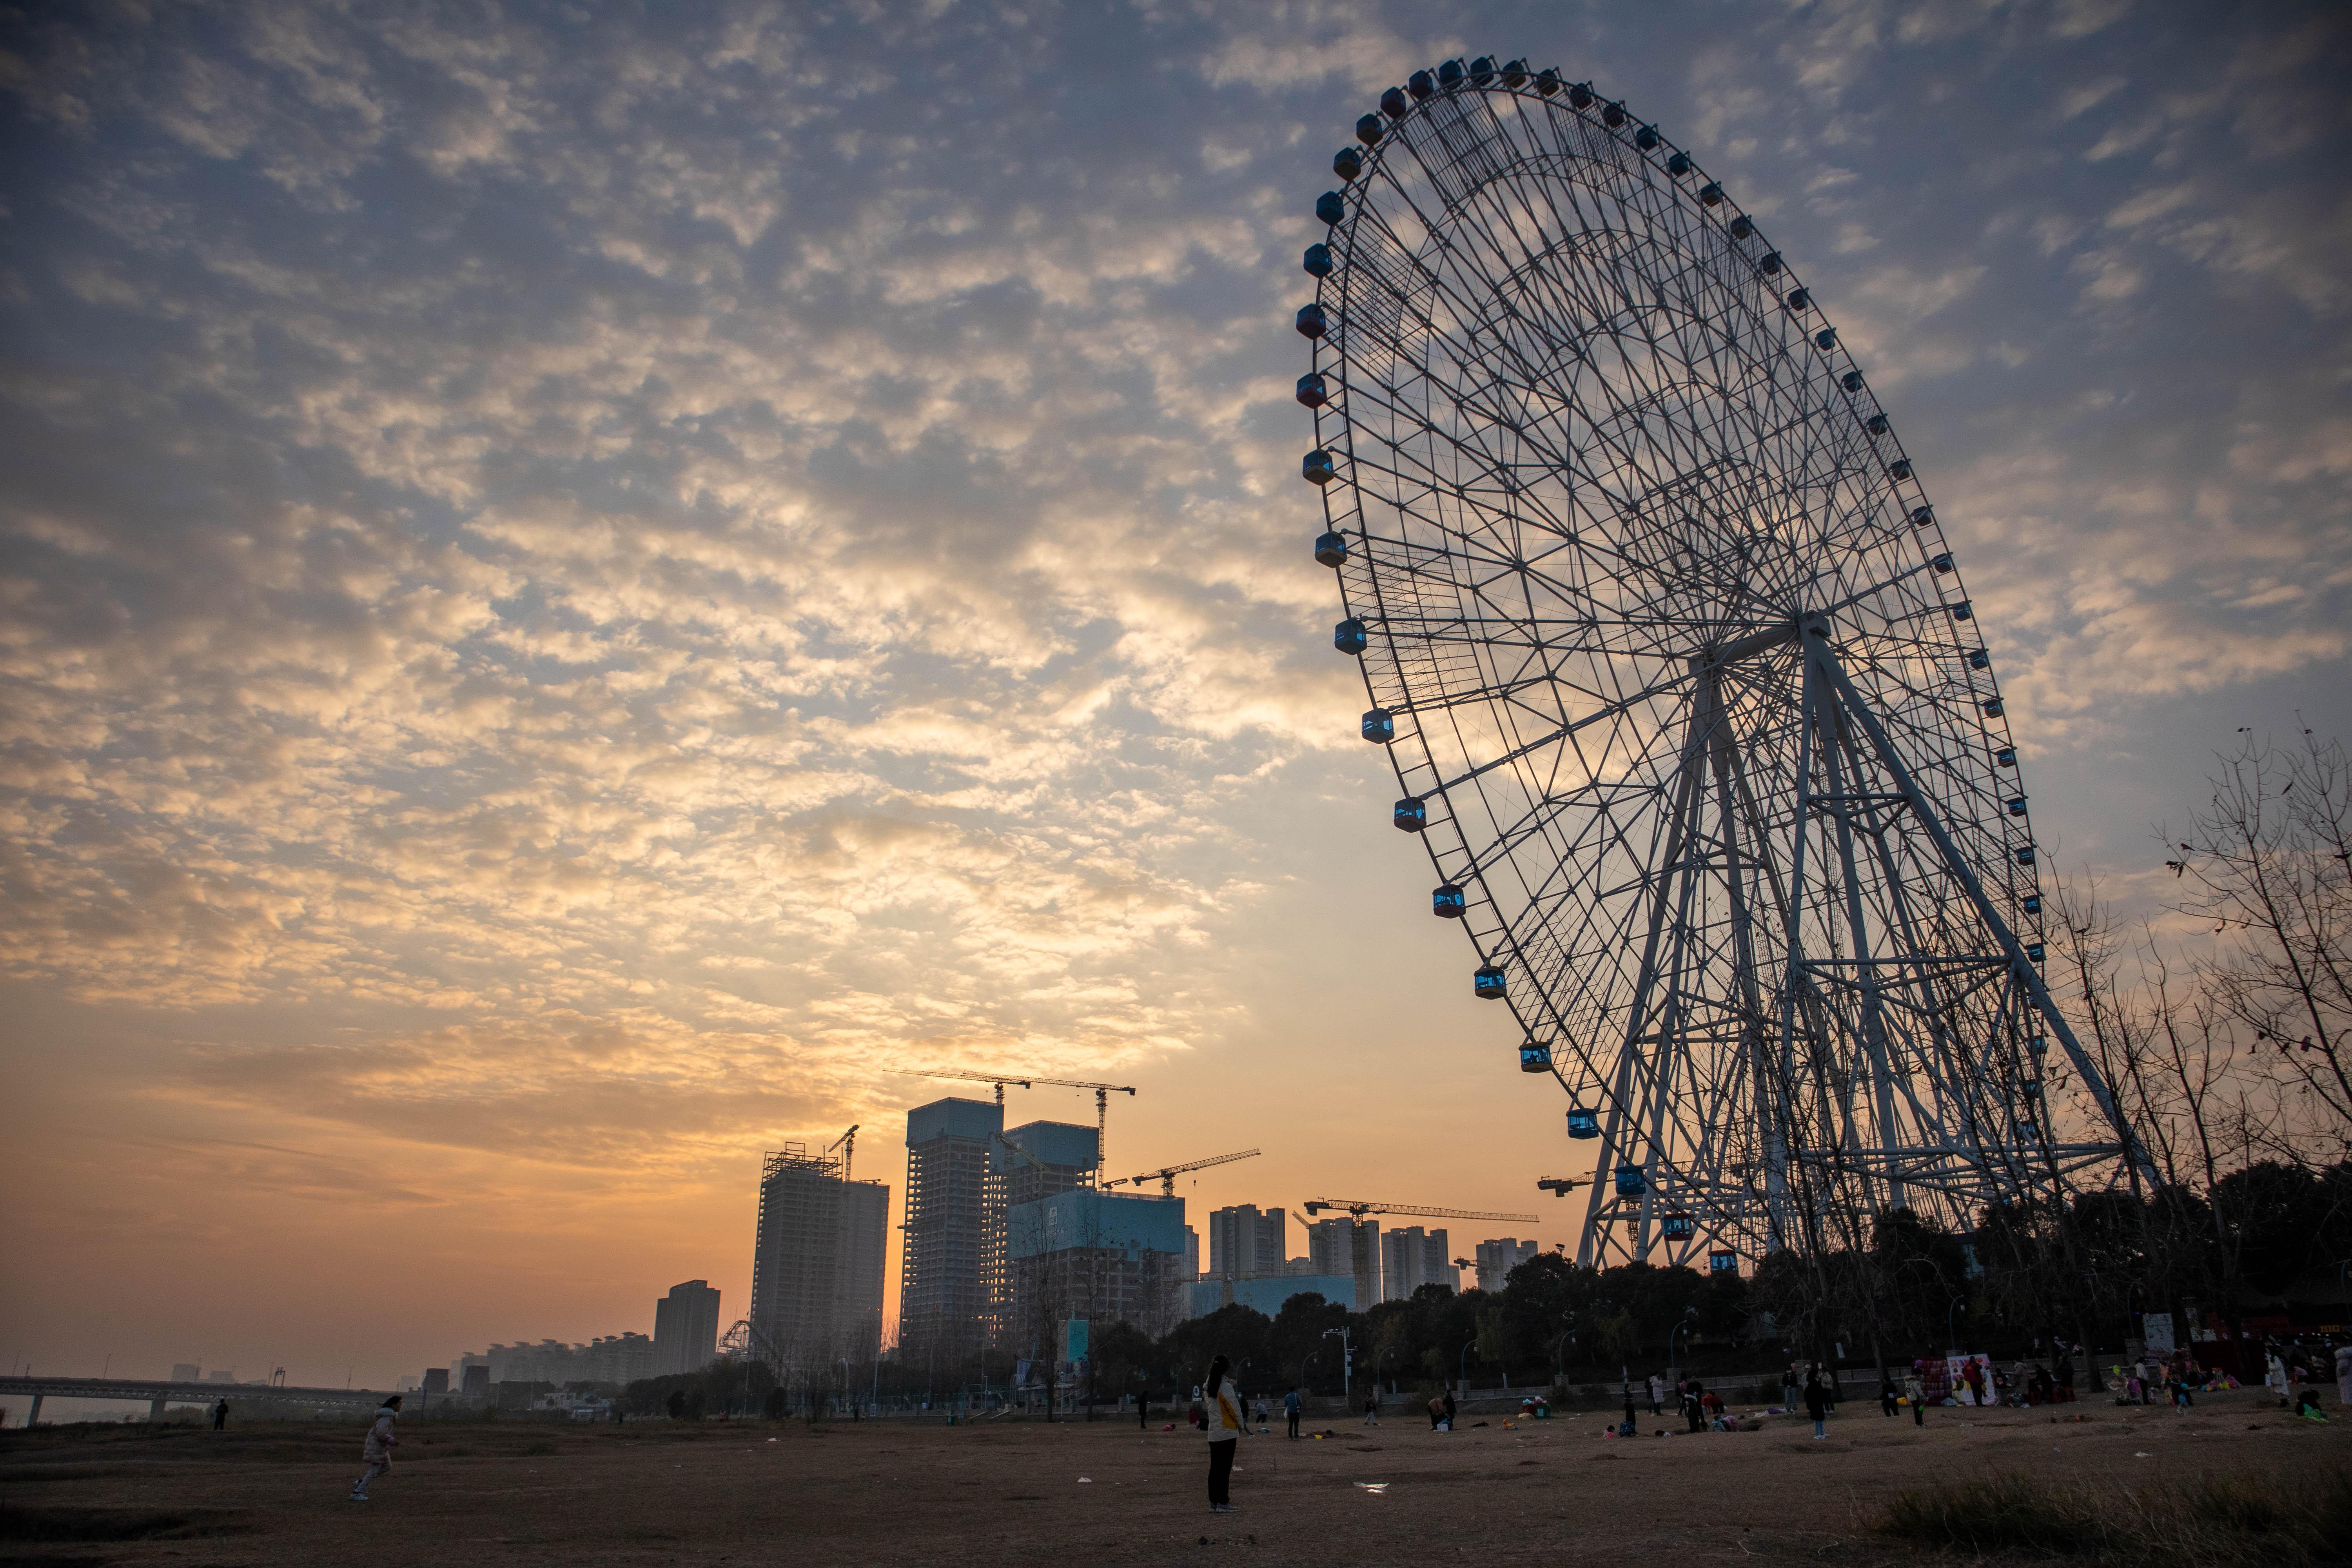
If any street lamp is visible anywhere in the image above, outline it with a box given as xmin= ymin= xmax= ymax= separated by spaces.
xmin=1554 ymin=1329 xmax=1575 ymax=1384
xmin=1947 ymin=1296 xmax=1966 ymax=1356
xmin=1299 ymin=1352 xmax=1318 ymax=1399
xmin=1668 ymin=1306 xmax=1698 ymax=1375
xmin=1458 ymin=1338 xmax=1475 ymax=1396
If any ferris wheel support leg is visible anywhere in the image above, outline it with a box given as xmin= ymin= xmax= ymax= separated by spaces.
xmin=1808 ymin=633 xmax=2158 ymax=1187
xmin=1770 ymin=640 xmax=1824 ymax=1252
xmin=1818 ymin=699 xmax=1910 ymax=1217
xmin=1575 ymin=715 xmax=1706 ymax=1269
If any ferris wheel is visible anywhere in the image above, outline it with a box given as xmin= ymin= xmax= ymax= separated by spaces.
xmin=1294 ymin=56 xmax=2151 ymax=1270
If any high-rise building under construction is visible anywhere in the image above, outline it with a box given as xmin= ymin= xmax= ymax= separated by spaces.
xmin=749 ymin=1145 xmax=889 ymax=1375
xmin=900 ymin=1098 xmax=1004 ymax=1367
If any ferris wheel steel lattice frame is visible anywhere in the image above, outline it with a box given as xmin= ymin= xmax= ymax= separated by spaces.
xmin=1292 ymin=56 xmax=2154 ymax=1272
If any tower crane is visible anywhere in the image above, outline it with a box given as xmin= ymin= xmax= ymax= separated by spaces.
xmin=1300 ymin=1198 xmax=1540 ymax=1223
xmin=824 ymin=1124 xmax=859 ymax=1183
xmin=893 ymin=1069 xmax=1138 ymax=1170
xmin=1103 ymin=1148 xmax=1261 ymax=1197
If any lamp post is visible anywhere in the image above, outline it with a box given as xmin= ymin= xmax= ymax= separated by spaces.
xmin=1299 ymin=1352 xmax=1318 ymax=1401
xmin=1458 ymin=1338 xmax=1475 ymax=1399
xmin=1668 ymin=1306 xmax=1698 ymax=1377
xmin=1947 ymin=1296 xmax=1966 ymax=1357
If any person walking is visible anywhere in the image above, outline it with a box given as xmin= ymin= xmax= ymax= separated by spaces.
xmin=211 ymin=1399 xmax=228 ymax=1432
xmin=1647 ymin=1372 xmax=1666 ymax=1415
xmin=350 ymin=1394 xmax=401 ymax=1500
xmin=1284 ymin=1385 xmax=1301 ymax=1439
xmin=1804 ymin=1371 xmax=1829 ymax=1440
xmin=1204 ymin=1356 xmax=1244 ymax=1514
xmin=1904 ymin=1365 xmax=1926 ymax=1427
xmin=1681 ymin=1380 xmax=1705 ymax=1434
xmin=1363 ymin=1390 xmax=1379 ymax=1426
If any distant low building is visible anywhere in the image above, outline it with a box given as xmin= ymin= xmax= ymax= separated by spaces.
xmin=1183 ymin=1275 xmax=1356 ymax=1318
xmin=171 ymin=1363 xmax=201 ymax=1383
xmin=584 ymin=1333 xmax=656 ymax=1385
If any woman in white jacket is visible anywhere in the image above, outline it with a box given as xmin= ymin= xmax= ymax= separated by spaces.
xmin=1203 ymin=1354 xmax=1244 ymax=1513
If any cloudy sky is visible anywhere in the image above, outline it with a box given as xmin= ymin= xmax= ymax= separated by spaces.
xmin=2 ymin=0 xmax=2346 ymax=1393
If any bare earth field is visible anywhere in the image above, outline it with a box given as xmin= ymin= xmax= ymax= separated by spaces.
xmin=3 ymin=1386 xmax=2345 ymax=1566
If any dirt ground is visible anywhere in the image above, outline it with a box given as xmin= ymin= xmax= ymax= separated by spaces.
xmin=3 ymin=1385 xmax=2345 ymax=1566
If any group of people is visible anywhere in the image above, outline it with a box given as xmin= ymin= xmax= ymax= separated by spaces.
xmin=339 ymin=1336 xmax=2352 ymax=1515
xmin=2264 ymin=1341 xmax=2352 ymax=1422
xmin=1639 ymin=1372 xmax=1730 ymax=1432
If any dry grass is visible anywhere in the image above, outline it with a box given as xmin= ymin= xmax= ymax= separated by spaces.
xmin=1878 ymin=1463 xmax=2352 ymax=1565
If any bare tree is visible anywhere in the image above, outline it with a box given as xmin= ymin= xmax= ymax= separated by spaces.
xmin=2165 ymin=731 xmax=2351 ymax=1150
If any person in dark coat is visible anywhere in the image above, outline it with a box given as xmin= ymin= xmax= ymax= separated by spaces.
xmin=1804 ymin=1372 xmax=1829 ymax=1439
xmin=1203 ymin=1356 xmax=1244 ymax=1512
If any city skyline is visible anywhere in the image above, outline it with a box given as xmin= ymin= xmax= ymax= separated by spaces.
xmin=3 ymin=0 xmax=2348 ymax=1392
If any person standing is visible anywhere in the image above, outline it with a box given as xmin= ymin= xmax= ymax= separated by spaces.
xmin=1903 ymin=1365 xmax=1926 ymax=1427
xmin=1804 ymin=1371 xmax=1828 ymax=1440
xmin=2335 ymin=1343 xmax=2351 ymax=1410
xmin=1284 ymin=1385 xmax=1301 ymax=1440
xmin=1647 ymin=1372 xmax=1666 ymax=1416
xmin=1442 ymin=1388 xmax=1457 ymax=1430
xmin=1880 ymin=1375 xmax=1898 ymax=1416
xmin=1681 ymin=1380 xmax=1704 ymax=1434
xmin=1363 ymin=1389 xmax=1379 ymax=1426
xmin=1140 ymin=1386 xmax=1150 ymax=1430
xmin=1204 ymin=1356 xmax=1244 ymax=1513
xmin=350 ymin=1395 xmax=401 ymax=1501
xmin=211 ymin=1399 xmax=228 ymax=1432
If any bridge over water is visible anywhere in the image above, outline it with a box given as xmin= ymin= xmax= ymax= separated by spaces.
xmin=1 ymin=1375 xmax=407 ymax=1426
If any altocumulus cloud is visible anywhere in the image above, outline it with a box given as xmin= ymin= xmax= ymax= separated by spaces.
xmin=0 ymin=0 xmax=2347 ymax=1170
